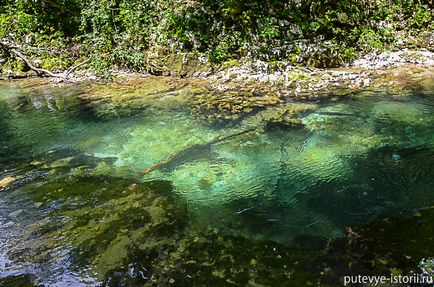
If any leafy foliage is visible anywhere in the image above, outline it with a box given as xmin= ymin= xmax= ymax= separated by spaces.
xmin=0 ymin=0 xmax=433 ymax=73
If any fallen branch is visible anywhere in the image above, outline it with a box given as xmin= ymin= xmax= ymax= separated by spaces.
xmin=11 ymin=48 xmax=63 ymax=78
xmin=1 ymin=41 xmax=90 ymax=80
xmin=64 ymin=59 xmax=91 ymax=77
xmin=142 ymin=128 xmax=256 ymax=175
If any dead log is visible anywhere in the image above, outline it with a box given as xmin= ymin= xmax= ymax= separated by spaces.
xmin=1 ymin=41 xmax=89 ymax=80
xmin=10 ymin=48 xmax=64 ymax=78
xmin=142 ymin=128 xmax=256 ymax=175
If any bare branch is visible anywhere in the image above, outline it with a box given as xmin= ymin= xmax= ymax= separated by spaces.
xmin=11 ymin=48 xmax=64 ymax=78
xmin=64 ymin=58 xmax=91 ymax=77
xmin=1 ymin=41 xmax=90 ymax=80
xmin=142 ymin=128 xmax=256 ymax=175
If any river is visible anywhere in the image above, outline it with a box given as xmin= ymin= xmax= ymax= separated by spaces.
xmin=0 ymin=78 xmax=434 ymax=286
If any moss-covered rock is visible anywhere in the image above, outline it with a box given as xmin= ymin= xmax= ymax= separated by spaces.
xmin=103 ymin=227 xmax=320 ymax=287
xmin=189 ymin=89 xmax=283 ymax=124
xmin=101 ymin=205 xmax=434 ymax=286
xmin=144 ymin=48 xmax=213 ymax=77
xmin=79 ymin=75 xmax=207 ymax=119
xmin=0 ymin=274 xmax=43 ymax=287
xmin=242 ymin=102 xmax=319 ymax=129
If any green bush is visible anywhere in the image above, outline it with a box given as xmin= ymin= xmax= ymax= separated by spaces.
xmin=1 ymin=0 xmax=433 ymax=73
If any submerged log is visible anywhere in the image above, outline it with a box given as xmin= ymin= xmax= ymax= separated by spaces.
xmin=142 ymin=128 xmax=256 ymax=175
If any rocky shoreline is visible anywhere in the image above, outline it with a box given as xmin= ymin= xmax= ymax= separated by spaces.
xmin=2 ymin=48 xmax=434 ymax=104
xmin=210 ymin=49 xmax=434 ymax=96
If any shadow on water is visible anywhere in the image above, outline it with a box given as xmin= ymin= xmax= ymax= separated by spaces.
xmin=0 ymin=274 xmax=42 ymax=287
xmin=0 ymin=101 xmax=14 ymax=162
xmin=305 ymin=145 xmax=434 ymax=225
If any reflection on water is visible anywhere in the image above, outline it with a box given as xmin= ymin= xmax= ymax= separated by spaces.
xmin=0 ymin=80 xmax=434 ymax=286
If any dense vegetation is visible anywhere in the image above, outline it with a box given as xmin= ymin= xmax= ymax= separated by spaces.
xmin=0 ymin=0 xmax=433 ymax=75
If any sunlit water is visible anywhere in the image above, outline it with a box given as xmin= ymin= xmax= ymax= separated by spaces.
xmin=0 ymin=80 xmax=434 ymax=286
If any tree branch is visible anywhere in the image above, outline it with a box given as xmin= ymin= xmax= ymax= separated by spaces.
xmin=141 ymin=128 xmax=256 ymax=175
xmin=1 ymin=41 xmax=90 ymax=80
xmin=64 ymin=58 xmax=91 ymax=77
xmin=11 ymin=48 xmax=63 ymax=78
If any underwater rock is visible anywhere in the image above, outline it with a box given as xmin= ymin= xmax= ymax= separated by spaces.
xmin=142 ymin=128 xmax=256 ymax=175
xmin=318 ymin=207 xmax=434 ymax=285
xmin=103 ymin=228 xmax=319 ymax=287
xmin=301 ymin=97 xmax=434 ymax=153
xmin=169 ymin=131 xmax=283 ymax=206
xmin=241 ymin=102 xmax=318 ymax=130
xmin=301 ymin=103 xmax=370 ymax=134
xmin=369 ymin=100 xmax=434 ymax=145
xmin=189 ymin=89 xmax=283 ymax=124
xmin=100 ymin=205 xmax=434 ymax=286
xmin=371 ymin=101 xmax=428 ymax=125
xmin=0 ymin=176 xmax=17 ymax=190
xmin=79 ymin=76 xmax=201 ymax=119
xmin=0 ymin=150 xmax=124 ymax=193
xmin=0 ymin=274 xmax=43 ymax=287
xmin=91 ymin=110 xmax=231 ymax=172
xmin=47 ymin=156 xmax=75 ymax=168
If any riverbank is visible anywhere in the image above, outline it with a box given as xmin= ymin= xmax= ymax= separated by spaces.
xmin=3 ymin=47 xmax=434 ymax=102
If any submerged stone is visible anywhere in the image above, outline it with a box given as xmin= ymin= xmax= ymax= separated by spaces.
xmin=101 ymin=205 xmax=434 ymax=286
xmin=0 ymin=176 xmax=17 ymax=190
xmin=79 ymin=76 xmax=200 ymax=120
xmin=242 ymin=102 xmax=318 ymax=129
xmin=103 ymin=228 xmax=320 ymax=287
xmin=0 ymin=274 xmax=43 ymax=287
xmin=189 ymin=89 xmax=283 ymax=124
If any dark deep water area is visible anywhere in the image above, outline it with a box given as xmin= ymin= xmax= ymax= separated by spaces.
xmin=0 ymin=80 xmax=434 ymax=286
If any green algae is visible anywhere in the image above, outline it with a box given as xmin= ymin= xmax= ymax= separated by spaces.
xmin=4 ymin=175 xmax=187 ymax=282
xmin=189 ymin=90 xmax=283 ymax=124
xmin=100 ymin=205 xmax=434 ymax=286
xmin=79 ymin=76 xmax=196 ymax=120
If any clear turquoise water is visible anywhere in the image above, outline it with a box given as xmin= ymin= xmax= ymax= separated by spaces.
xmin=0 ymin=81 xmax=434 ymax=286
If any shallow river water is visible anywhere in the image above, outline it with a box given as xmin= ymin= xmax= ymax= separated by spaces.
xmin=0 ymin=79 xmax=434 ymax=286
